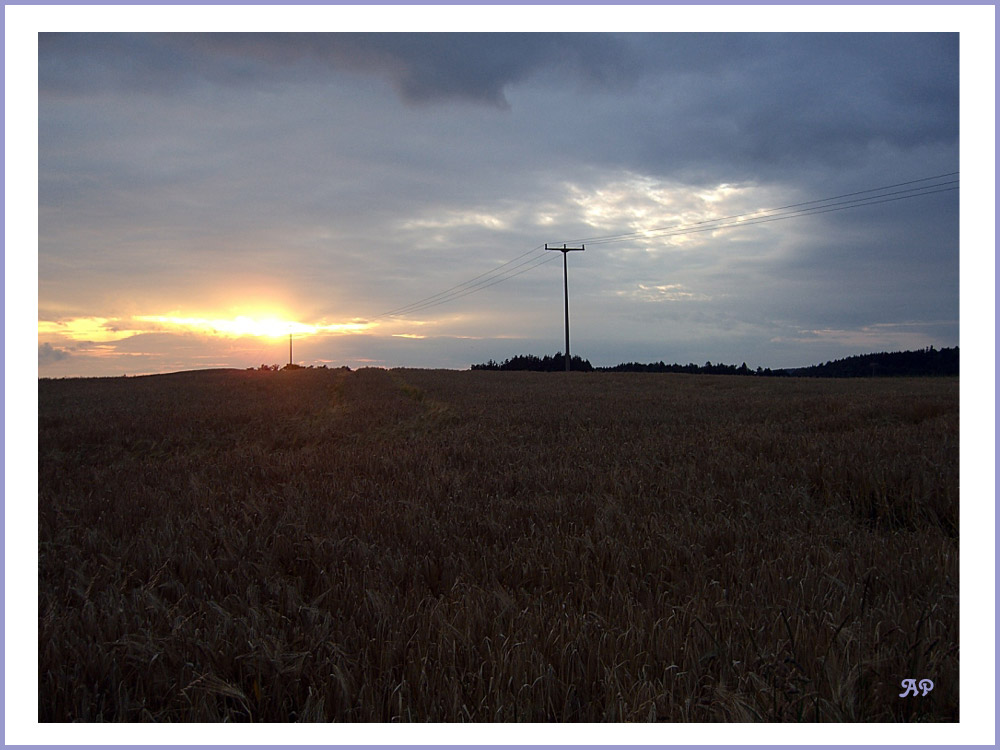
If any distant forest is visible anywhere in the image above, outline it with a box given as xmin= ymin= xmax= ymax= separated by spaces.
xmin=472 ymin=346 xmax=958 ymax=377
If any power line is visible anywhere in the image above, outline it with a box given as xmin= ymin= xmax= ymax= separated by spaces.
xmin=375 ymin=244 xmax=549 ymax=319
xmin=397 ymin=253 xmax=560 ymax=317
xmin=375 ymin=172 xmax=958 ymax=319
xmin=555 ymin=172 xmax=959 ymax=247
xmin=379 ymin=251 xmax=558 ymax=319
xmin=583 ymin=182 xmax=958 ymax=247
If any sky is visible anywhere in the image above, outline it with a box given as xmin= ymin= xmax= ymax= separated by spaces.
xmin=30 ymin=22 xmax=979 ymax=378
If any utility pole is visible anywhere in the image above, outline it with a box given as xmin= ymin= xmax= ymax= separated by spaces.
xmin=545 ymin=243 xmax=585 ymax=371
xmin=289 ymin=333 xmax=293 ymax=366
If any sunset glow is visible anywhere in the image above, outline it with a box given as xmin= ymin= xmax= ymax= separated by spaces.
xmin=138 ymin=315 xmax=330 ymax=338
xmin=38 ymin=314 xmax=375 ymax=342
xmin=38 ymin=317 xmax=138 ymax=342
xmin=136 ymin=315 xmax=378 ymax=338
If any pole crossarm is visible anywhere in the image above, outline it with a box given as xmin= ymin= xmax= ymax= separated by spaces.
xmin=544 ymin=244 xmax=585 ymax=371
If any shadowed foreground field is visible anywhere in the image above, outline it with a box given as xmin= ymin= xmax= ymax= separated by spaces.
xmin=38 ymin=368 xmax=958 ymax=721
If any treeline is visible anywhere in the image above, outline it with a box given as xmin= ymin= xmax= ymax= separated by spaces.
xmin=472 ymin=353 xmax=772 ymax=375
xmin=786 ymin=346 xmax=958 ymax=378
xmin=599 ymin=360 xmax=781 ymax=375
xmin=472 ymin=346 xmax=958 ymax=377
xmin=472 ymin=353 xmax=594 ymax=372
xmin=248 ymin=364 xmax=352 ymax=372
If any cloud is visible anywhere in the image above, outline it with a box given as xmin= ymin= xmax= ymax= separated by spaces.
xmin=493 ymin=34 xmax=959 ymax=187
xmin=770 ymin=322 xmax=959 ymax=352
xmin=134 ymin=315 xmax=375 ymax=338
xmin=39 ymin=32 xmax=639 ymax=108
xmin=39 ymin=314 xmax=377 ymax=343
xmin=39 ymin=342 xmax=72 ymax=366
xmin=620 ymin=283 xmax=711 ymax=303
xmin=400 ymin=209 xmax=511 ymax=231
xmin=38 ymin=317 xmax=142 ymax=342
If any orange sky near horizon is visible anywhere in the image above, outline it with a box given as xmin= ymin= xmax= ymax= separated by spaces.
xmin=37 ymin=313 xmax=375 ymax=341
xmin=37 ymin=313 xmax=393 ymax=374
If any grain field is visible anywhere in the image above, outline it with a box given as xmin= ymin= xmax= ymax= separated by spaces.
xmin=38 ymin=367 xmax=958 ymax=721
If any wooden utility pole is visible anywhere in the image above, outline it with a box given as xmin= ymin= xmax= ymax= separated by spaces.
xmin=545 ymin=243 xmax=585 ymax=371
xmin=289 ymin=333 xmax=293 ymax=366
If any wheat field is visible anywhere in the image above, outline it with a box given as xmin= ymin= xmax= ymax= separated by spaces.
xmin=38 ymin=367 xmax=958 ymax=721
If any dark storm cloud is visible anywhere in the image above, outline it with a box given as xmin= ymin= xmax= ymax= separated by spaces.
xmin=39 ymin=32 xmax=957 ymax=178
xmin=39 ymin=32 xmax=639 ymax=106
xmin=553 ymin=33 xmax=959 ymax=183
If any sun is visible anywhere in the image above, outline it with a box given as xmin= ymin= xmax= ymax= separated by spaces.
xmin=219 ymin=315 xmax=318 ymax=338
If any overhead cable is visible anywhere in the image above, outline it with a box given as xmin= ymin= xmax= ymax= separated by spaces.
xmin=378 ymin=172 xmax=958 ymax=320
xmin=375 ymin=245 xmax=549 ymax=319
xmin=555 ymin=172 xmax=959 ymax=247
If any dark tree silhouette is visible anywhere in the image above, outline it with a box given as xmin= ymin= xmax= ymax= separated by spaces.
xmin=474 ymin=347 xmax=957 ymax=377
xmin=472 ymin=352 xmax=594 ymax=372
